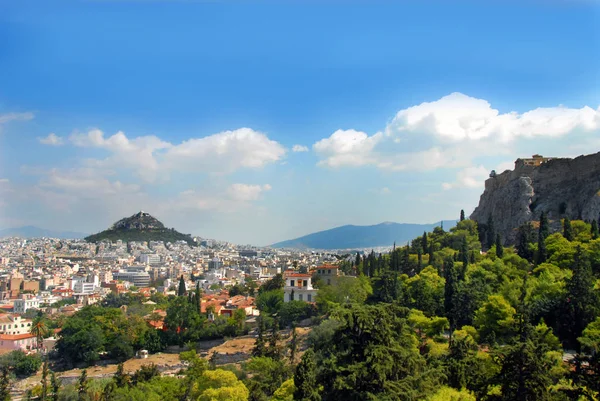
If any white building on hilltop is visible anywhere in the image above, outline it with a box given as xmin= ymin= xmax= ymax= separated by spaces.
xmin=283 ymin=272 xmax=317 ymax=303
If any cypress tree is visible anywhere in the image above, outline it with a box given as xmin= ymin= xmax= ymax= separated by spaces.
xmin=422 ymin=231 xmax=428 ymax=253
xmin=486 ymin=215 xmax=495 ymax=249
xmin=252 ymin=316 xmax=267 ymax=357
xmin=354 ymin=252 xmax=361 ymax=270
xmin=428 ymin=243 xmax=435 ymax=266
xmin=539 ymin=211 xmax=549 ymax=240
xmin=293 ymin=349 xmax=321 ymax=401
xmin=563 ymin=217 xmax=574 ymax=241
xmin=41 ymin=359 xmax=49 ymax=401
xmin=460 ymin=236 xmax=469 ymax=268
xmin=195 ymin=283 xmax=202 ymax=315
xmin=267 ymin=317 xmax=282 ymax=361
xmin=591 ymin=220 xmax=599 ymax=240
xmin=177 ymin=275 xmax=186 ymax=296
xmin=516 ymin=223 xmax=535 ymax=262
xmin=460 ymin=209 xmax=465 ymax=221
xmin=444 ymin=258 xmax=459 ymax=340
xmin=288 ymin=325 xmax=299 ymax=364
xmin=50 ymin=372 xmax=60 ymax=401
xmin=495 ymin=233 xmax=504 ymax=258
xmin=77 ymin=369 xmax=88 ymax=401
xmin=536 ymin=232 xmax=547 ymax=265
xmin=114 ymin=363 xmax=129 ymax=388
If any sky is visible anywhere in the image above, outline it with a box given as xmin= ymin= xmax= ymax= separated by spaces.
xmin=0 ymin=0 xmax=599 ymax=246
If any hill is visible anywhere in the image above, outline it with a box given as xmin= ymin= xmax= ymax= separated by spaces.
xmin=84 ymin=211 xmax=196 ymax=246
xmin=270 ymin=220 xmax=457 ymax=250
xmin=0 ymin=226 xmax=88 ymax=239
xmin=471 ymin=152 xmax=600 ymax=244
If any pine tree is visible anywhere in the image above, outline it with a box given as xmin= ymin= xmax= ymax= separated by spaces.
xmin=77 ymin=369 xmax=88 ymax=401
xmin=41 ymin=359 xmax=49 ymax=401
xmin=50 ymin=371 xmax=60 ymax=401
xmin=0 ymin=367 xmax=10 ymax=401
xmin=294 ymin=349 xmax=321 ymax=401
xmin=591 ymin=220 xmax=599 ymax=240
xmin=177 ymin=275 xmax=186 ymax=296
xmin=460 ymin=209 xmax=465 ymax=221
xmin=495 ymin=233 xmax=504 ymax=258
xmin=563 ymin=217 xmax=574 ymax=241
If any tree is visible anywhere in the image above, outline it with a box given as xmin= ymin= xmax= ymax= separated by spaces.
xmin=50 ymin=371 xmax=60 ymax=401
xmin=474 ymin=295 xmax=516 ymax=344
xmin=486 ymin=215 xmax=495 ymax=249
xmin=460 ymin=236 xmax=469 ymax=268
xmin=252 ymin=316 xmax=267 ymax=357
xmin=294 ymin=348 xmax=320 ymax=401
xmin=288 ymin=326 xmax=299 ymax=364
xmin=592 ymin=220 xmax=599 ymax=240
xmin=354 ymin=253 xmax=361 ymax=270
xmin=0 ymin=367 xmax=10 ymax=401
xmin=563 ymin=217 xmax=574 ymax=241
xmin=444 ymin=258 xmax=459 ymax=336
xmin=267 ymin=317 xmax=282 ymax=361
xmin=40 ymin=359 xmax=49 ymax=401
xmin=77 ymin=369 xmax=88 ymax=401
xmin=178 ymin=275 xmax=186 ymax=297
xmin=422 ymin=232 xmax=428 ymax=256
xmin=536 ymin=226 xmax=547 ymax=265
xmin=562 ymin=245 xmax=599 ymax=350
xmin=578 ymin=317 xmax=600 ymax=393
xmin=516 ymin=223 xmax=535 ymax=262
xmin=30 ymin=316 xmax=49 ymax=350
xmin=539 ymin=211 xmax=549 ymax=240
xmin=460 ymin=209 xmax=465 ymax=222
xmin=495 ymin=233 xmax=504 ymax=258
xmin=197 ymin=369 xmax=249 ymax=401
xmin=114 ymin=363 xmax=129 ymax=388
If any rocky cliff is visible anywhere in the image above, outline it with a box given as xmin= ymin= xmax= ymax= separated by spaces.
xmin=471 ymin=152 xmax=600 ymax=244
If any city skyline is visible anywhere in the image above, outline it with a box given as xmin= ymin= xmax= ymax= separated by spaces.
xmin=1 ymin=1 xmax=600 ymax=245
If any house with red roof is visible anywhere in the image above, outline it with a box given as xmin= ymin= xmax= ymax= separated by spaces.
xmin=283 ymin=271 xmax=317 ymax=303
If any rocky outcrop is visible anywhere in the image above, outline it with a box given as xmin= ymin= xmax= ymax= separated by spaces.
xmin=471 ymin=152 xmax=600 ymax=244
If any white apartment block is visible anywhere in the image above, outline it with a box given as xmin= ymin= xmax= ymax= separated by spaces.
xmin=13 ymin=294 xmax=40 ymax=314
xmin=283 ymin=272 xmax=317 ymax=303
xmin=0 ymin=315 xmax=33 ymax=335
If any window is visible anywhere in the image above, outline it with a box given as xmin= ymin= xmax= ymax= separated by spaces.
xmin=307 ymin=294 xmax=312 ymax=302
xmin=299 ymin=294 xmax=303 ymax=301
xmin=303 ymin=280 xmax=308 ymax=287
xmin=290 ymin=280 xmax=295 ymax=287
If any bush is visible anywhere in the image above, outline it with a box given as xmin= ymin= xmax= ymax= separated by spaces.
xmin=0 ymin=351 xmax=42 ymax=377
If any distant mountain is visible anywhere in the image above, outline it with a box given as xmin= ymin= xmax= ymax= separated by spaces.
xmin=271 ymin=220 xmax=458 ymax=250
xmin=0 ymin=226 xmax=88 ymax=239
xmin=85 ymin=211 xmax=196 ymax=246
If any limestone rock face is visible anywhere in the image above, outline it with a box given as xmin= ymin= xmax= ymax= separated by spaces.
xmin=471 ymin=152 xmax=600 ymax=243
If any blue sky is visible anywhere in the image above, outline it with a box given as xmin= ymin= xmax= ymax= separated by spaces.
xmin=1 ymin=0 xmax=599 ymax=245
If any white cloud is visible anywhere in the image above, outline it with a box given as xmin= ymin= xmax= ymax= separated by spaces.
xmin=66 ymin=127 xmax=285 ymax=180
xmin=0 ymin=178 xmax=8 ymax=184
xmin=313 ymin=93 xmax=600 ymax=172
xmin=442 ymin=161 xmax=515 ymax=190
xmin=0 ymin=112 xmax=34 ymax=125
xmin=386 ymin=92 xmax=600 ymax=142
xmin=39 ymin=168 xmax=141 ymax=198
xmin=292 ymin=144 xmax=309 ymax=152
xmin=227 ymin=183 xmax=272 ymax=202
xmin=39 ymin=133 xmax=64 ymax=146
xmin=313 ymin=129 xmax=383 ymax=168
xmin=163 ymin=128 xmax=285 ymax=173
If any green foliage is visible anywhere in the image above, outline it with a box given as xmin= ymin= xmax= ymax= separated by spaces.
xmin=85 ymin=228 xmax=195 ymax=247
xmin=474 ymin=295 xmax=515 ymax=344
xmin=316 ymin=276 xmax=372 ymax=313
xmin=0 ymin=351 xmax=41 ymax=378
xmin=426 ymin=386 xmax=476 ymax=401
xmin=294 ymin=349 xmax=320 ymax=401
xmin=278 ymin=301 xmax=316 ymax=327
xmin=256 ymin=290 xmax=284 ymax=315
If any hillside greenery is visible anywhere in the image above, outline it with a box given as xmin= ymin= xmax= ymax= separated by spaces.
xmin=84 ymin=228 xmax=195 ymax=246
xmin=9 ymin=212 xmax=600 ymax=400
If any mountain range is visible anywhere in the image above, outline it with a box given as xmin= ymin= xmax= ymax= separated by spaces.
xmin=0 ymin=226 xmax=88 ymax=239
xmin=270 ymin=220 xmax=458 ymax=250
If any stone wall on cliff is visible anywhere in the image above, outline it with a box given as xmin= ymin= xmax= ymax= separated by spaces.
xmin=470 ymin=152 xmax=600 ymax=244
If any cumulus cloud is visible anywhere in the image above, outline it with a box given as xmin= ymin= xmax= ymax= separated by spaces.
xmin=313 ymin=129 xmax=383 ymax=168
xmin=442 ymin=161 xmax=515 ymax=190
xmin=39 ymin=133 xmax=64 ymax=146
xmin=66 ymin=127 xmax=285 ymax=180
xmin=292 ymin=144 xmax=309 ymax=152
xmin=313 ymin=93 xmax=600 ymax=172
xmin=386 ymin=92 xmax=600 ymax=142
